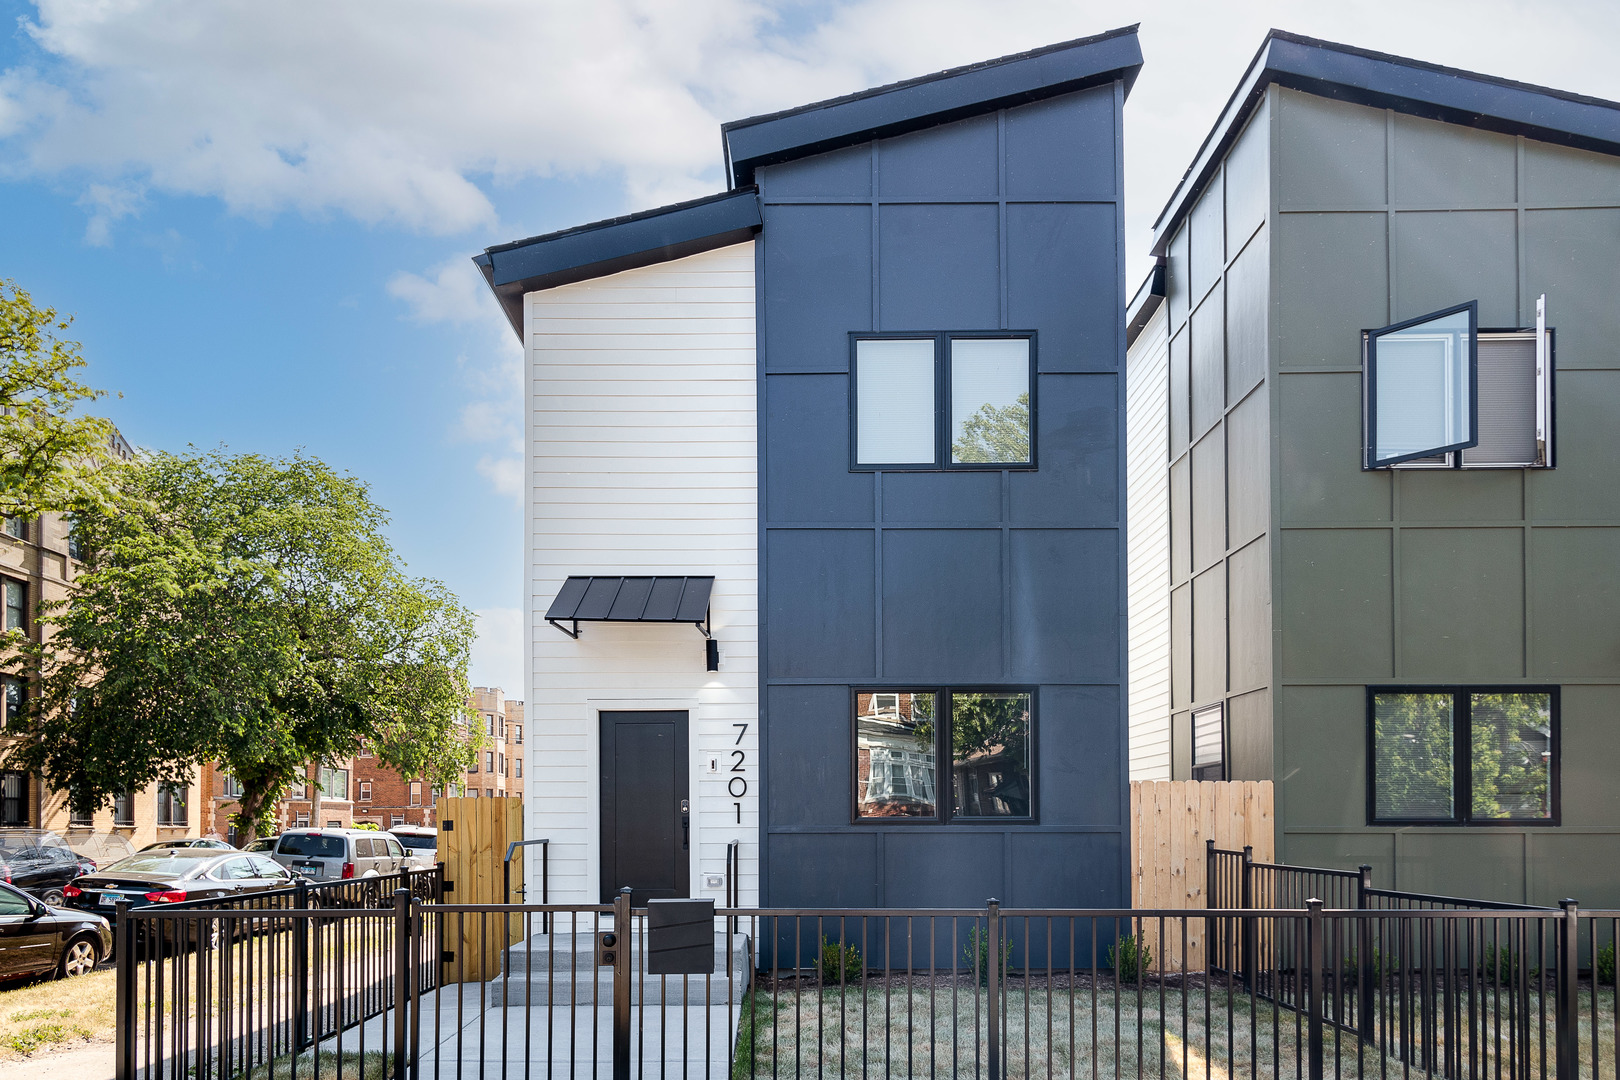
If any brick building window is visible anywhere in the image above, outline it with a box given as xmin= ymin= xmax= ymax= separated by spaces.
xmin=0 ymin=771 xmax=29 ymax=826
xmin=430 ymin=785 xmax=441 ymax=805
xmin=409 ymin=782 xmax=421 ymax=807
xmin=3 ymin=578 xmax=25 ymax=632
xmin=157 ymin=784 xmax=188 ymax=826
xmin=2 ymin=676 xmax=22 ymax=728
xmin=486 ymin=714 xmax=495 ymax=736
xmin=467 ymin=758 xmax=478 ymax=773
xmin=486 ymin=751 xmax=494 ymax=772
xmin=68 ymin=788 xmax=94 ymax=826
xmin=468 ymin=789 xmax=479 ymax=799
xmin=2 ymin=516 xmax=26 ymax=541
xmin=222 ymin=773 xmax=243 ymax=798
xmin=113 ymin=791 xmax=136 ymax=826
xmin=515 ymin=758 xmax=522 ymax=779
xmin=359 ymin=780 xmax=372 ymax=802
xmin=498 ymin=753 xmax=505 ymax=776
xmin=514 ymin=725 xmax=522 ymax=744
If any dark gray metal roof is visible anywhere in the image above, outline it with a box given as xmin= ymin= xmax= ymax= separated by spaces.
xmin=1125 ymin=261 xmax=1166 ymax=349
xmin=474 ymin=189 xmax=761 ymax=339
xmin=723 ymin=24 xmax=1142 ymax=186
xmin=544 ymin=576 xmax=715 ymax=638
xmin=1152 ymin=30 xmax=1620 ymax=256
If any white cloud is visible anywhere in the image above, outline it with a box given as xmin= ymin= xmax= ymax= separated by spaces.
xmin=476 ymin=454 xmax=523 ymax=503
xmin=75 ymin=181 xmax=142 ymax=245
xmin=387 ymin=257 xmax=490 ymax=326
xmin=469 ymin=606 xmax=523 ymax=697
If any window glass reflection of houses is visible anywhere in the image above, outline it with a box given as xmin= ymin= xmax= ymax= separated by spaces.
xmin=856 ymin=692 xmax=936 ymax=818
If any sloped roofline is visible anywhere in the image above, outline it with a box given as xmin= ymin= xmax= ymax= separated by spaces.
xmin=474 ymin=188 xmax=762 ymax=339
xmin=1150 ymin=29 xmax=1620 ymax=256
xmin=723 ymin=24 xmax=1142 ymax=186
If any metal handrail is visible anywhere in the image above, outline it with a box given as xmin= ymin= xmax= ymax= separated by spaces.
xmin=503 ymin=837 xmax=550 ymax=933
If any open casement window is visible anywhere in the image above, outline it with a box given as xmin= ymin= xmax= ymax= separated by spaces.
xmin=1365 ymin=297 xmax=1554 ymax=470
xmin=1364 ymin=301 xmax=1478 ymax=468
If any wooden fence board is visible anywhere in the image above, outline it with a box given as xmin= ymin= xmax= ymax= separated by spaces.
xmin=1128 ymin=780 xmax=1274 ymax=972
xmin=439 ymin=796 xmax=524 ymax=984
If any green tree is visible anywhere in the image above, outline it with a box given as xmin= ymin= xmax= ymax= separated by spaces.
xmin=951 ymin=392 xmax=1030 ymax=464
xmin=1373 ymin=693 xmax=1456 ymax=818
xmin=0 ymin=281 xmax=119 ymax=518
xmin=2 ymin=450 xmax=479 ymax=841
xmin=1469 ymin=692 xmax=1552 ymax=819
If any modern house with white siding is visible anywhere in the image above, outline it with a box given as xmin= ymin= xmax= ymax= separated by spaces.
xmin=479 ymin=25 xmax=1142 ymax=913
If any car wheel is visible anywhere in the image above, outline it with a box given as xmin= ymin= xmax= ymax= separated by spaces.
xmin=58 ymin=935 xmax=100 ymax=979
xmin=40 ymin=887 xmax=65 ymax=907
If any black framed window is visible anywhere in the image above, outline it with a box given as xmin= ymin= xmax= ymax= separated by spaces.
xmin=113 ymin=791 xmax=135 ymax=826
xmin=3 ymin=578 xmax=24 ymax=632
xmin=68 ymin=788 xmax=94 ymax=826
xmin=1363 ymin=301 xmax=1478 ymax=468
xmin=1368 ymin=687 xmax=1557 ymax=826
xmin=1191 ymin=703 xmax=1224 ymax=781
xmin=853 ymin=688 xmax=1034 ymax=823
xmin=0 ymin=771 xmax=27 ymax=826
xmin=851 ymin=333 xmax=1035 ymax=471
xmin=3 ymin=516 xmax=26 ymax=541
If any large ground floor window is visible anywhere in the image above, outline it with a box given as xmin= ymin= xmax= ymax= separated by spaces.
xmin=854 ymin=688 xmax=1034 ymax=823
xmin=1368 ymin=687 xmax=1557 ymax=826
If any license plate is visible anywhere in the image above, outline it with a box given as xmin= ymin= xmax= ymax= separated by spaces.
xmin=296 ymin=862 xmax=322 ymax=877
xmin=99 ymin=892 xmax=122 ymax=907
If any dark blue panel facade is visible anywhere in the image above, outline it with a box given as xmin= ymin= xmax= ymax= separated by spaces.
xmin=758 ymin=80 xmax=1131 ymax=910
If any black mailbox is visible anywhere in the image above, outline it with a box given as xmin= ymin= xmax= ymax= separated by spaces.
xmin=645 ymin=898 xmax=714 ymax=975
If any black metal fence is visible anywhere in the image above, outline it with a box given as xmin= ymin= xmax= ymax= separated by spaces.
xmin=116 ymin=890 xmax=1619 ymax=1080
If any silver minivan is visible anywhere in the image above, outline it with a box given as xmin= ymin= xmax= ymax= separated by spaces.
xmin=270 ymin=828 xmax=406 ymax=882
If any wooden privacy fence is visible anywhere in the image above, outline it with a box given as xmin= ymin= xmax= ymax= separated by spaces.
xmin=1128 ymin=779 xmax=1273 ymax=972
xmin=438 ymin=795 xmax=523 ymax=983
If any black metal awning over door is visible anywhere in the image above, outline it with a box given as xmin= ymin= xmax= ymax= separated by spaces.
xmin=544 ymin=576 xmax=714 ymax=638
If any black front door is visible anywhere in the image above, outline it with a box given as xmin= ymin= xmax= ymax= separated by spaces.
xmin=599 ymin=711 xmax=689 ymax=905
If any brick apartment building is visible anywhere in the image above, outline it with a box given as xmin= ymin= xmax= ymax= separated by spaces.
xmin=199 ymin=686 xmax=521 ymax=838
xmin=1 ymin=429 xmax=206 ymax=855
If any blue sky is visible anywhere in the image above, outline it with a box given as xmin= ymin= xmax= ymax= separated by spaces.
xmin=2 ymin=0 xmax=1616 ymax=693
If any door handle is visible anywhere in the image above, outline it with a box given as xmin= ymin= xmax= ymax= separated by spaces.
xmin=681 ymin=799 xmax=690 ymax=851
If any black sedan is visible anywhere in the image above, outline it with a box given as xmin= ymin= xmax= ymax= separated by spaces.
xmin=0 ymin=880 xmax=111 ymax=981
xmin=64 ymin=850 xmax=300 ymax=913
xmin=0 ymin=840 xmax=94 ymax=907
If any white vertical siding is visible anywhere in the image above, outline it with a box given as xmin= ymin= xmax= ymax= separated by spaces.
xmin=526 ymin=243 xmax=758 ymax=905
xmin=1126 ymin=302 xmax=1172 ymax=780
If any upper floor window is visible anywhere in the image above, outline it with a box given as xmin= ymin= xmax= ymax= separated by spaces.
xmin=1364 ymin=297 xmax=1553 ymax=470
xmin=851 ymin=334 xmax=1035 ymax=470
xmin=2 ymin=676 xmax=22 ymax=728
xmin=113 ymin=790 xmax=136 ymax=826
xmin=316 ymin=767 xmax=348 ymax=801
xmin=1369 ymin=687 xmax=1556 ymax=826
xmin=409 ymin=782 xmax=421 ymax=807
xmin=514 ymin=758 xmax=522 ymax=779
xmin=3 ymin=516 xmax=26 ymax=541
xmin=358 ymin=780 xmax=372 ymax=802
xmin=221 ymin=772 xmax=243 ymax=799
xmin=3 ymin=579 xmax=25 ymax=632
xmin=514 ymin=725 xmax=522 ymax=744
xmin=0 ymin=772 xmax=26 ymax=827
xmin=157 ymin=783 xmax=188 ymax=827
xmin=854 ymin=688 xmax=1033 ymax=823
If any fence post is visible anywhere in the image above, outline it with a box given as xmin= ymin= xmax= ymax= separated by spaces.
xmin=613 ymin=887 xmax=632 ymax=1080
xmin=1205 ymin=839 xmax=1218 ymax=975
xmin=393 ymin=889 xmax=410 ymax=1080
xmin=293 ymin=879 xmax=311 ymax=1050
xmin=409 ymin=896 xmax=424 ymax=1080
xmin=1306 ymin=898 xmax=1325 ymax=1080
xmin=114 ymin=900 xmax=135 ymax=1080
xmin=1357 ymin=865 xmax=1374 ymax=1042
xmin=1556 ymin=899 xmax=1579 ymax=1080
xmin=1241 ymin=844 xmax=1255 ymax=992
xmin=987 ymin=898 xmax=1002 ymax=1080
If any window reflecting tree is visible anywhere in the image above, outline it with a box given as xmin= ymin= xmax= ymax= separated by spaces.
xmin=1470 ymin=692 xmax=1551 ymax=819
xmin=952 ymin=392 xmax=1030 ymax=464
xmin=1373 ymin=693 xmax=1454 ymax=819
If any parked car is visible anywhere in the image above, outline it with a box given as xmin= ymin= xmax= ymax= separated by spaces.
xmin=242 ymin=836 xmax=279 ymax=854
xmin=63 ymin=850 xmax=299 ymax=913
xmin=0 ymin=880 xmax=112 ymax=981
xmin=269 ymin=828 xmax=406 ymax=882
xmin=0 ymin=831 xmax=91 ymax=907
xmin=389 ymin=826 xmax=437 ymax=871
xmin=140 ymin=838 xmax=235 ymax=852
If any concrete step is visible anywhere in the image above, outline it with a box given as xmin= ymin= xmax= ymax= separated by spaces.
xmin=490 ymin=929 xmax=752 ymax=1005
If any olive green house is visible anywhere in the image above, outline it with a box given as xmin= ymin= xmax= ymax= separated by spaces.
xmin=1126 ymin=31 xmax=1620 ymax=907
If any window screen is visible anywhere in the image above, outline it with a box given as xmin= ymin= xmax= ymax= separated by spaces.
xmin=1469 ymin=692 xmax=1552 ymax=820
xmin=1462 ymin=333 xmax=1538 ymax=466
xmin=1365 ymin=302 xmax=1477 ymax=468
xmin=950 ymin=338 xmax=1031 ymax=465
xmin=1372 ymin=692 xmax=1456 ymax=820
xmin=855 ymin=339 xmax=936 ymax=465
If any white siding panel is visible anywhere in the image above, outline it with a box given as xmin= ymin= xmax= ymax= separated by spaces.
xmin=527 ymin=243 xmax=759 ymax=905
xmin=1126 ymin=302 xmax=1173 ymax=780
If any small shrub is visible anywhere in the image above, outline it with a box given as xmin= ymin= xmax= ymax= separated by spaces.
xmin=1108 ymin=933 xmax=1153 ymax=983
xmin=6 ymin=1008 xmax=72 ymax=1022
xmin=3 ymin=1021 xmax=92 ymax=1056
xmin=1596 ymin=943 xmax=1615 ymax=987
xmin=963 ymin=925 xmax=1014 ymax=987
xmin=819 ymin=937 xmax=863 ymax=985
xmin=1341 ymin=948 xmax=1389 ymax=982
xmin=1481 ymin=945 xmax=1537 ymax=983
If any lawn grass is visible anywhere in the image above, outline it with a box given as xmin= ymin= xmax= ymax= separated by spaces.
xmin=0 ymin=967 xmax=114 ymax=1059
xmin=244 ymin=1049 xmax=392 ymax=1080
xmin=733 ymin=979 xmax=1618 ymax=1079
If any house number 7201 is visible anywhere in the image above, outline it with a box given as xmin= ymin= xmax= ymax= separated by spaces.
xmin=730 ymin=723 xmax=748 ymax=823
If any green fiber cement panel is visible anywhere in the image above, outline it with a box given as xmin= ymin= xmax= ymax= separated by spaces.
xmin=1279 ymin=529 xmax=1393 ymax=679
xmin=1391 ymin=111 xmax=1517 ymax=208
xmin=1523 ymin=207 xmax=1620 ymax=370
xmin=1530 ymin=530 xmax=1620 ymax=679
xmin=1527 ymin=370 xmax=1620 ymax=522
xmin=1223 ymin=98 xmax=1270 ymax=256
xmin=1395 ymin=469 xmax=1523 ymax=522
xmin=1275 ymin=685 xmax=1371 ymax=828
xmin=1279 ymin=373 xmax=1392 ymax=524
xmin=1192 ymin=565 xmax=1227 ymax=705
xmin=1226 ymin=686 xmax=1272 ymax=782
xmin=1276 ymin=213 xmax=1388 ymax=369
xmin=1226 ymin=388 xmax=1269 ymax=549
xmin=1191 ymin=428 xmax=1226 ymax=571
xmin=1227 ymin=535 xmax=1270 ymax=695
xmin=1398 ymin=527 xmax=1525 ymax=680
xmin=1276 ymin=89 xmax=1386 ymax=210
xmin=1392 ymin=210 xmax=1519 ymax=325
xmin=1522 ymin=139 xmax=1620 ymax=207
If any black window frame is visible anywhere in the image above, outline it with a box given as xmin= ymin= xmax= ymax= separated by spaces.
xmin=0 ymin=771 xmax=27 ymax=827
xmin=112 ymin=790 xmax=136 ymax=827
xmin=1 ymin=675 xmax=22 ymax=729
xmin=849 ymin=331 xmax=1039 ymax=472
xmin=1366 ymin=685 xmax=1560 ymax=827
xmin=157 ymin=783 xmax=188 ymax=827
xmin=1363 ymin=300 xmax=1480 ymax=470
xmin=1191 ymin=702 xmax=1225 ymax=782
xmin=850 ymin=686 xmax=1037 ymax=825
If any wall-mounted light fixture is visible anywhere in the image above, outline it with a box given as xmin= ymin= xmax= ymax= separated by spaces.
xmin=706 ymin=639 xmax=720 ymax=671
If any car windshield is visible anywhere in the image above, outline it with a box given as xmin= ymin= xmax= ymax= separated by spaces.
xmin=100 ymin=854 xmax=211 ymax=877
xmin=277 ymin=834 xmax=346 ymax=858
xmin=394 ymin=835 xmax=436 ymax=851
xmin=245 ymin=839 xmax=276 ymax=852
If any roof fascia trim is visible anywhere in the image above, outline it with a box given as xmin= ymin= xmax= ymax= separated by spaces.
xmin=723 ymin=25 xmax=1142 ymax=186
xmin=475 ymin=189 xmax=762 ymax=340
xmin=1149 ymin=31 xmax=1620 ymax=257
xmin=1126 ymin=261 xmax=1167 ymax=349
